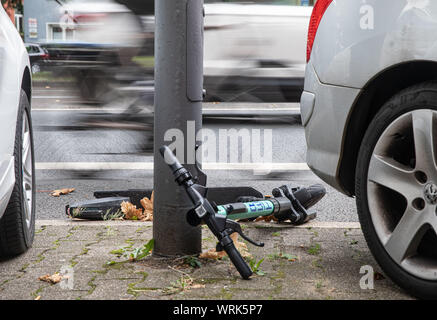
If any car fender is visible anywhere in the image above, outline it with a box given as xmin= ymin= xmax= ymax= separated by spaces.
xmin=312 ymin=0 xmax=437 ymax=88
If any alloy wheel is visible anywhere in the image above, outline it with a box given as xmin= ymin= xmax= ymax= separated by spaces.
xmin=367 ymin=109 xmax=437 ymax=280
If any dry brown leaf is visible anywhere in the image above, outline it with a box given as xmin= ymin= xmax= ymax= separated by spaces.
xmin=140 ymin=191 xmax=154 ymax=221
xmin=199 ymin=232 xmax=252 ymax=260
xmin=254 ymin=214 xmax=278 ymax=223
xmin=230 ymin=233 xmax=251 ymax=258
xmin=51 ymin=188 xmax=75 ymax=197
xmin=190 ymin=283 xmax=206 ymax=289
xmin=121 ymin=201 xmax=144 ymax=220
xmin=374 ymin=271 xmax=385 ymax=281
xmin=120 ymin=191 xmax=154 ymax=222
xmin=199 ymin=248 xmax=227 ymax=260
xmin=175 ymin=276 xmax=204 ymax=291
xmin=38 ymin=273 xmax=63 ymax=284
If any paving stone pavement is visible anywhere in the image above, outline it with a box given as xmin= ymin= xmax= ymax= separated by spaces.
xmin=0 ymin=220 xmax=413 ymax=300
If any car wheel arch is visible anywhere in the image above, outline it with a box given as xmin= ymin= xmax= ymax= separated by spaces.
xmin=338 ymin=60 xmax=437 ymax=196
xmin=21 ymin=67 xmax=31 ymax=106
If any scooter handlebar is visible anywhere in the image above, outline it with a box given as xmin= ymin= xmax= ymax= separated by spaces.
xmin=222 ymin=238 xmax=253 ymax=279
xmin=160 ymin=145 xmax=253 ymax=280
xmin=159 ymin=146 xmax=183 ymax=173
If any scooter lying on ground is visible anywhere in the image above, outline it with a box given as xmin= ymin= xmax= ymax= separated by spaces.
xmin=160 ymin=146 xmax=326 ymax=279
xmin=66 ymin=146 xmax=326 ymax=280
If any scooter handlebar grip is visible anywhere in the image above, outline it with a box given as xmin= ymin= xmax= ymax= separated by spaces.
xmin=224 ymin=242 xmax=252 ymax=279
xmin=159 ymin=146 xmax=183 ymax=173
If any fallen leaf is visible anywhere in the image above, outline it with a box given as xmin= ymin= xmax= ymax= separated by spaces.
xmin=34 ymin=296 xmax=41 ymax=300
xmin=230 ymin=233 xmax=251 ymax=258
xmin=38 ymin=273 xmax=63 ymax=284
xmin=254 ymin=214 xmax=278 ymax=223
xmin=374 ymin=271 xmax=385 ymax=281
xmin=199 ymin=249 xmax=227 ymax=260
xmin=139 ymin=191 xmax=154 ymax=221
xmin=199 ymin=233 xmax=252 ymax=260
xmin=121 ymin=201 xmax=144 ymax=220
xmin=51 ymin=188 xmax=75 ymax=197
xmin=190 ymin=283 xmax=206 ymax=289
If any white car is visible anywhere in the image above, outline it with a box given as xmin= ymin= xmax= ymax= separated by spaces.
xmin=61 ymin=0 xmax=143 ymax=48
xmin=204 ymin=2 xmax=312 ymax=101
xmin=0 ymin=8 xmax=35 ymax=257
xmin=303 ymin=0 xmax=437 ymax=298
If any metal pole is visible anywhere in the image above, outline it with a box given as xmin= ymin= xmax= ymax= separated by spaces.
xmin=153 ymin=0 xmax=204 ymax=256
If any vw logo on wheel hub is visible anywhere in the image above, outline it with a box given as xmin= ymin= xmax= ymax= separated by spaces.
xmin=424 ymin=183 xmax=437 ymax=205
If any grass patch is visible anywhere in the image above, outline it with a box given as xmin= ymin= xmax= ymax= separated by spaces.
xmin=247 ymin=257 xmax=265 ymax=276
xmin=307 ymin=243 xmax=321 ymax=255
xmin=268 ymin=252 xmax=298 ymax=262
xmin=184 ymin=256 xmax=202 ymax=268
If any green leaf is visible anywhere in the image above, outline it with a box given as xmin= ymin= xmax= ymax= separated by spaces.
xmin=143 ymin=239 xmax=155 ymax=253
xmin=255 ymin=258 xmax=264 ymax=270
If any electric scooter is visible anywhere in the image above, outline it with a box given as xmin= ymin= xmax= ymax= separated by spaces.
xmin=160 ymin=146 xmax=326 ymax=279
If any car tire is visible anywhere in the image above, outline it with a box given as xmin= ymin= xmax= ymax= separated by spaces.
xmin=356 ymin=81 xmax=437 ymax=299
xmin=0 ymin=90 xmax=36 ymax=258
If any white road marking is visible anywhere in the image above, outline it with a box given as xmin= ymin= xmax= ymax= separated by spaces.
xmin=32 ymin=108 xmax=125 ymax=112
xmin=204 ymin=107 xmax=300 ymax=111
xmin=33 ymin=89 xmax=73 ymax=92
xmin=32 ymin=107 xmax=300 ymax=112
xmin=33 ymin=96 xmax=79 ymax=99
xmin=35 ymin=162 xmax=310 ymax=171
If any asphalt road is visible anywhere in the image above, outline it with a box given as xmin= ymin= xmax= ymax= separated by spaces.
xmin=31 ymin=85 xmax=356 ymax=222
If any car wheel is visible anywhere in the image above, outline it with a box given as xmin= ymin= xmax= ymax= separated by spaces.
xmin=0 ymin=90 xmax=36 ymax=258
xmin=356 ymin=81 xmax=437 ymax=299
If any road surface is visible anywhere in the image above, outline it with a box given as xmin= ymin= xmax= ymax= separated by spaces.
xmin=31 ymin=85 xmax=356 ymax=222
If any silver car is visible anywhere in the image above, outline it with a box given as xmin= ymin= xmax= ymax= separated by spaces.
xmin=303 ymin=0 xmax=437 ymax=298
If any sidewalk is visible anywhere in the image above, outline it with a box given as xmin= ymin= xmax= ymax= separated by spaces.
xmin=0 ymin=220 xmax=412 ymax=300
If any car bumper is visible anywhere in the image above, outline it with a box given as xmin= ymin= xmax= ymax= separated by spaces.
xmin=301 ymin=63 xmax=360 ymax=194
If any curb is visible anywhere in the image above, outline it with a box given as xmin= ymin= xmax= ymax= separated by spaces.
xmin=36 ymin=219 xmax=361 ymax=229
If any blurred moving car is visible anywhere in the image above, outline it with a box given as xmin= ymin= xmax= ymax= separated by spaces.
xmin=42 ymin=0 xmax=149 ymax=102
xmin=204 ymin=1 xmax=312 ymax=102
xmin=40 ymin=0 xmax=312 ymax=102
xmin=302 ymin=0 xmax=437 ymax=299
xmin=42 ymin=41 xmax=132 ymax=102
xmin=0 ymin=8 xmax=35 ymax=257
xmin=25 ymin=43 xmax=50 ymax=74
